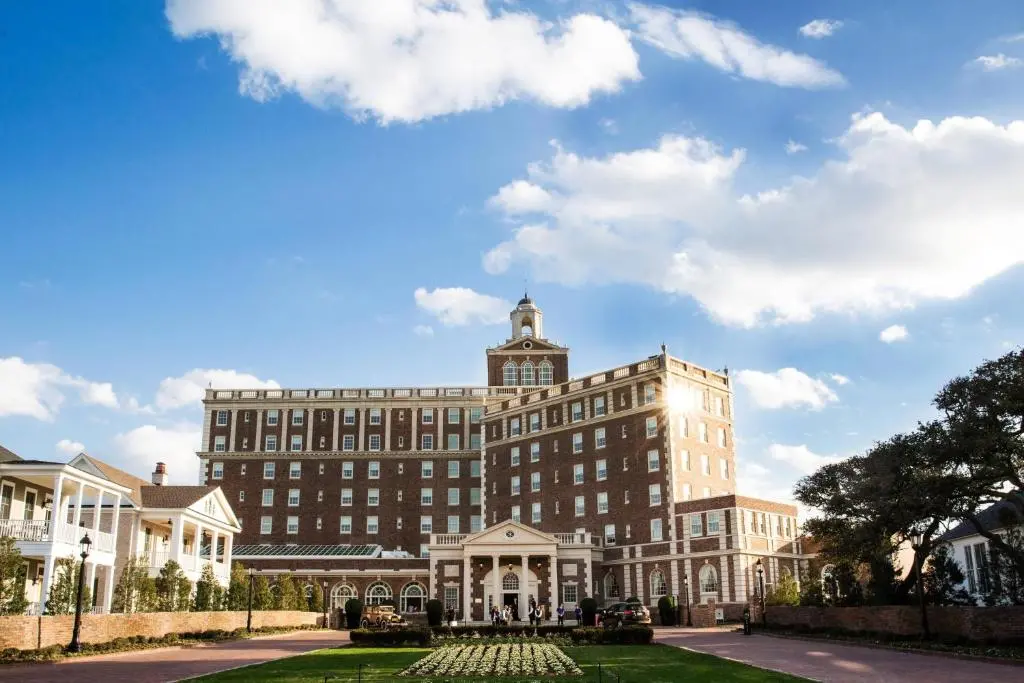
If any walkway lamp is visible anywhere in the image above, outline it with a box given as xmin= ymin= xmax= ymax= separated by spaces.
xmin=67 ymin=533 xmax=92 ymax=652
xmin=683 ymin=573 xmax=692 ymax=627
xmin=911 ymin=534 xmax=931 ymax=639
xmin=755 ymin=560 xmax=766 ymax=626
xmin=247 ymin=567 xmax=256 ymax=633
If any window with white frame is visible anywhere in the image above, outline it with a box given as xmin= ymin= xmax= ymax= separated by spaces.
xmin=562 ymin=583 xmax=578 ymax=605
xmin=572 ymin=432 xmax=583 ymax=453
xmin=717 ymin=427 xmax=727 ymax=448
xmin=510 ymin=447 xmax=520 ymax=466
xmin=447 ymin=515 xmax=460 ymax=533
xmin=624 ymin=489 xmax=630 ymax=504
xmin=287 ymin=516 xmax=299 ymax=534
xmin=342 ymin=408 xmax=355 ymax=425
xmin=521 ymin=361 xmax=535 ymax=385
xmin=369 ymin=408 xmax=381 ymax=425
xmin=511 ymin=505 xmax=521 ymax=522
xmin=644 ymin=383 xmax=656 ymax=405
xmin=510 ymin=475 xmax=520 ymax=495
xmin=682 ymin=483 xmax=692 ymax=501
xmin=420 ymin=516 xmax=433 ymax=533
xmin=422 ymin=408 xmax=434 ymax=424
xmin=471 ymin=515 xmax=482 ymax=532
xmin=290 ymin=435 xmax=302 ymax=452
xmin=263 ymin=462 xmax=275 ymax=479
xmin=289 ymin=462 xmax=301 ymax=479
xmin=531 ymin=472 xmax=540 ymax=492
xmin=604 ymin=524 xmax=616 ymax=545
xmin=625 ymin=524 xmax=631 ymax=539
xmin=470 ymin=432 xmax=482 ymax=450
xmin=369 ymin=461 xmax=381 ymax=478
xmin=699 ymin=564 xmax=719 ymax=595
xmin=470 ymin=407 xmax=482 ymax=423
xmin=699 ymin=422 xmax=708 ymax=443
xmin=715 ymin=396 xmax=725 ymax=416
xmin=510 ymin=417 xmax=521 ymax=436
xmin=267 ymin=409 xmax=279 ymax=426
xmin=645 ymin=416 xmax=658 ymax=438
xmin=367 ymin=516 xmax=379 ymax=534
xmin=444 ymin=586 xmax=460 ymax=613
xmin=421 ymin=488 xmax=433 ymax=505
xmin=292 ymin=410 xmax=304 ymax=426
xmin=447 ymin=487 xmax=459 ymax=506
xmin=596 ymin=459 xmax=607 ymax=481
xmin=720 ymin=459 xmax=730 ymax=480
xmin=679 ymin=449 xmax=691 ymax=471
xmin=503 ymin=361 xmax=518 ymax=386
xmin=691 ymin=514 xmax=703 ymax=536
xmin=214 ymin=435 xmax=226 ymax=452
xmin=703 ymin=486 xmax=712 ymax=498
xmin=571 ymin=402 xmax=583 ymax=422
xmin=650 ymin=518 xmax=663 ymax=541
xmin=369 ymin=434 xmax=381 ymax=451
xmin=470 ymin=460 xmax=481 ymax=477
xmin=422 ymin=434 xmax=434 ymax=450
xmin=288 ymin=489 xmax=300 ymax=506
xmin=530 ymin=442 xmax=540 ymax=462
xmin=573 ymin=463 xmax=584 ymax=484
xmin=340 ymin=488 xmax=353 ymax=506
xmin=265 ymin=435 xmax=278 ymax=452
xmin=701 ymin=454 xmax=711 ymax=476
xmin=470 ymin=487 xmax=481 ymax=505
xmin=532 ymin=502 xmax=542 ymax=524
xmin=648 ymin=484 xmax=661 ymax=506
xmin=447 ymin=434 xmax=460 ymax=450
xmin=447 ymin=407 xmax=460 ymax=424
xmin=538 ymin=361 xmax=553 ymax=385
xmin=708 ymin=510 xmax=721 ymax=533
xmin=211 ymin=462 xmax=224 ymax=479
xmin=262 ymin=489 xmax=273 ymax=507
xmin=215 ymin=410 xmax=228 ymax=426
xmin=342 ymin=434 xmax=354 ymax=451
xmin=339 ymin=516 xmax=352 ymax=534
xmin=594 ymin=396 xmax=606 ymax=417
xmin=260 ymin=516 xmax=272 ymax=534
xmin=595 ymin=427 xmax=606 ymax=449
xmin=650 ymin=569 xmax=668 ymax=597
xmin=448 ymin=460 xmax=460 ymax=478
xmin=342 ymin=461 xmax=354 ymax=478
xmin=422 ymin=461 xmax=433 ymax=478
xmin=597 ymin=491 xmax=609 ymax=514
xmin=367 ymin=488 xmax=380 ymax=506
xmin=529 ymin=413 xmax=540 ymax=432
xmin=575 ymin=496 xmax=585 ymax=517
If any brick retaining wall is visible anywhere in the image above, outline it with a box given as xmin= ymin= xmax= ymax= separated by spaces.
xmin=0 ymin=610 xmax=319 ymax=651
xmin=766 ymin=605 xmax=1024 ymax=645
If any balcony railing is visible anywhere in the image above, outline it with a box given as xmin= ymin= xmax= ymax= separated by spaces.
xmin=0 ymin=519 xmax=49 ymax=542
xmin=555 ymin=532 xmax=599 ymax=547
xmin=206 ymin=386 xmax=525 ymax=401
xmin=0 ymin=520 xmax=115 ymax=551
xmin=430 ymin=534 xmax=468 ymax=546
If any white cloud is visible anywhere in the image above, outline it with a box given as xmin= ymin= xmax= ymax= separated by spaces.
xmin=879 ymin=324 xmax=909 ymax=343
xmin=165 ymin=0 xmax=640 ymax=124
xmin=488 ymin=180 xmax=554 ymax=214
xmin=413 ymin=324 xmax=435 ymax=337
xmin=0 ymin=357 xmax=120 ymax=420
xmin=113 ymin=423 xmax=202 ymax=485
xmin=799 ymin=19 xmax=843 ymax=39
xmin=735 ymin=368 xmax=838 ymax=410
xmin=485 ymin=112 xmax=1024 ymax=326
xmin=785 ymin=140 xmax=807 ymax=155
xmin=974 ymin=54 xmax=1023 ymax=71
xmin=630 ymin=4 xmax=844 ymax=89
xmin=56 ymin=439 xmax=85 ymax=456
xmin=829 ymin=373 xmax=851 ymax=385
xmin=1002 ymin=33 xmax=1024 ymax=43
xmin=414 ymin=287 xmax=511 ymax=325
xmin=768 ymin=443 xmax=840 ymax=475
xmin=155 ymin=369 xmax=279 ymax=411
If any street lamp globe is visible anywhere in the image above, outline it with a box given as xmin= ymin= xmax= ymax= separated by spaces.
xmin=79 ymin=534 xmax=92 ymax=559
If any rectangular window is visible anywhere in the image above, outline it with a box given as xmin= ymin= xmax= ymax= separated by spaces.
xmin=369 ymin=408 xmax=381 ymax=425
xmin=471 ymin=515 xmax=482 ymax=532
xmin=624 ymin=489 xmax=630 ymax=504
xmin=342 ymin=434 xmax=354 ymax=451
xmin=421 ymin=488 xmax=433 ymax=505
xmin=680 ymin=416 xmax=688 ymax=438
xmin=571 ymin=402 xmax=583 ymax=422
xmin=470 ymin=407 xmax=482 ymax=423
xmin=530 ymin=502 xmax=542 ymax=524
xmin=215 ymin=409 xmax=228 ymax=426
xmin=530 ymin=442 xmax=540 ymax=462
xmin=597 ymin=491 xmax=609 ymax=514
xmin=575 ymin=495 xmax=585 ymax=517
xmin=682 ymin=483 xmax=692 ymax=501
xmin=708 ymin=511 xmax=721 ymax=534
xmin=699 ymin=422 xmax=708 ymax=443
xmin=470 ymin=433 xmax=482 ymax=450
xmin=720 ymin=459 xmax=730 ymax=480
xmin=367 ymin=516 xmax=379 ymax=534
xmin=703 ymin=486 xmax=712 ymax=498
xmin=444 ymin=586 xmax=459 ymax=614
xmin=531 ymin=472 xmax=540 ymax=492
xmin=214 ymin=435 xmax=226 ymax=452
xmin=717 ymin=427 xmax=727 ymax=448
xmin=572 ymin=432 xmax=583 ymax=453
xmin=447 ymin=515 xmax=460 ymax=533
xmin=369 ymin=434 xmax=381 ymax=451
xmin=447 ymin=434 xmax=460 ymax=450
xmin=680 ymin=450 xmax=690 ymax=471
xmin=974 ymin=543 xmax=991 ymax=594
xmin=420 ymin=516 xmax=433 ymax=533
xmin=510 ymin=417 xmax=521 ymax=435
xmin=715 ymin=396 xmax=725 ymax=416
xmin=260 ymin=516 xmax=272 ymax=534
xmin=289 ymin=462 xmax=301 ymax=479
xmin=339 ymin=516 xmax=352 ymax=534
xmin=422 ymin=434 xmax=434 ymax=450
xmin=239 ymin=491 xmax=245 ymax=502
xmin=648 ymin=484 xmax=662 ymax=506
xmin=447 ymin=487 xmax=460 ymax=506
xmin=470 ymin=460 xmax=481 ymax=478
xmin=511 ymin=505 xmax=521 ymax=522
xmin=644 ymin=383 xmax=656 ymax=405
xmin=343 ymin=408 xmax=355 ymax=425
xmin=318 ymin=435 xmax=326 ymax=448
xmin=342 ymin=461 xmax=354 ymax=478
xmin=573 ymin=464 xmax=584 ymax=484
xmin=645 ymin=416 xmax=658 ymax=438
xmin=470 ymin=487 xmax=481 ymax=505
xmin=292 ymin=411 xmax=304 ymax=426
xmin=604 ymin=524 xmax=616 ymax=545
xmin=367 ymin=488 xmax=380 ymax=506
xmin=448 ymin=461 xmax=460 ymax=478
xmin=529 ymin=413 xmax=540 ymax=432
xmin=267 ymin=409 xmax=279 ymax=426
xmin=420 ymin=544 xmax=430 ymax=558
xmin=211 ymin=462 xmax=224 ymax=480
xmin=650 ymin=518 xmax=663 ymax=541
xmin=340 ymin=488 xmax=353 ymax=506
xmin=964 ymin=547 xmax=977 ymax=593
xmin=288 ymin=489 xmax=300 ymax=506
xmin=562 ymin=584 xmax=578 ymax=605
xmin=422 ymin=461 xmax=433 ymax=478
xmin=317 ymin=489 xmax=323 ymax=501
xmin=701 ymin=454 xmax=711 ymax=476
xmin=447 ymin=407 xmax=460 ymax=424
xmin=369 ymin=461 xmax=381 ymax=478
xmin=510 ymin=447 xmax=520 ymax=466
xmin=594 ymin=396 xmax=606 ymax=417
xmin=594 ymin=426 xmax=607 ymax=449
xmin=647 ymin=449 xmax=660 ymax=472
xmin=422 ymin=408 xmax=434 ymax=424
xmin=690 ymin=514 xmax=703 ymax=536
xmin=265 ymin=435 xmax=278 ymax=452
xmin=263 ymin=462 xmax=275 ymax=479
xmin=262 ymin=489 xmax=273 ymax=507
xmin=511 ymin=476 xmax=521 ymax=495
xmin=596 ymin=459 xmax=607 ymax=481
xmin=290 ymin=435 xmax=302 ymax=452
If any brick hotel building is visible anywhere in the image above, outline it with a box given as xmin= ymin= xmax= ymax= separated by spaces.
xmin=199 ymin=296 xmax=809 ymax=621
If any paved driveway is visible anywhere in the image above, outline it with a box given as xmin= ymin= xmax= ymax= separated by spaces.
xmin=0 ymin=629 xmax=346 ymax=683
xmin=655 ymin=627 xmax=1023 ymax=682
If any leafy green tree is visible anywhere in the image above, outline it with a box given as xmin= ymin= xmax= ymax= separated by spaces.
xmin=193 ymin=563 xmax=222 ymax=611
xmin=308 ymin=582 xmax=324 ymax=613
xmin=45 ymin=557 xmax=92 ymax=615
xmin=765 ymin=571 xmax=800 ymax=606
xmin=112 ymin=555 xmax=157 ymax=613
xmin=275 ymin=572 xmax=299 ymax=610
xmin=155 ymin=560 xmax=190 ymax=612
xmin=923 ymin=543 xmax=972 ymax=606
xmin=225 ymin=562 xmax=249 ymax=611
xmin=0 ymin=537 xmax=28 ymax=615
xmin=252 ymin=574 xmax=272 ymax=610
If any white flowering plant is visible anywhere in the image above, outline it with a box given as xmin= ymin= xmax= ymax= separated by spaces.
xmin=398 ymin=643 xmax=584 ymax=678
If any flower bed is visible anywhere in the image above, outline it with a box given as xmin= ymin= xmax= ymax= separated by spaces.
xmin=399 ymin=643 xmax=583 ymax=678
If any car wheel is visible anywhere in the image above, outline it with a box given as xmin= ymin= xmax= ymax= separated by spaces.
xmin=360 ymin=619 xmax=369 ymax=628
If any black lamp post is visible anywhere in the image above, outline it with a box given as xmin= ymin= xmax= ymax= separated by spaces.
xmin=755 ymin=560 xmax=766 ymax=626
xmin=247 ymin=567 xmax=256 ymax=633
xmin=322 ymin=580 xmax=329 ymax=629
xmin=67 ymin=533 xmax=92 ymax=653
xmin=683 ymin=573 xmax=692 ymax=627
xmin=911 ymin=534 xmax=931 ymax=639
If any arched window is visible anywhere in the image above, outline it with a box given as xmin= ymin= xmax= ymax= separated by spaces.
xmin=538 ymin=361 xmax=553 ymax=385
xmin=330 ymin=583 xmax=357 ymax=610
xmin=650 ymin=569 xmax=667 ymax=598
xmin=400 ymin=582 xmax=426 ymax=613
xmin=365 ymin=581 xmax=393 ymax=605
xmin=502 ymin=572 xmax=520 ymax=591
xmin=503 ymin=361 xmax=518 ymax=386
xmin=521 ymin=361 xmax=536 ymax=386
xmin=699 ymin=565 xmax=719 ymax=595
xmin=603 ymin=572 xmax=620 ymax=599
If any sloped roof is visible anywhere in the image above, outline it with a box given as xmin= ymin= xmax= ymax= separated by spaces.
xmin=75 ymin=454 xmax=151 ymax=505
xmin=139 ymin=485 xmax=216 ymax=509
xmin=939 ymin=491 xmax=1024 ymax=542
xmin=0 ymin=444 xmax=24 ymax=463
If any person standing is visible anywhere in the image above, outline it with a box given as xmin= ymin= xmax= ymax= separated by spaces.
xmin=557 ymin=603 xmax=565 ymax=626
xmin=574 ymin=605 xmax=582 ymax=624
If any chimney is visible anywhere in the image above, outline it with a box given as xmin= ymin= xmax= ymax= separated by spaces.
xmin=152 ymin=462 xmax=168 ymax=486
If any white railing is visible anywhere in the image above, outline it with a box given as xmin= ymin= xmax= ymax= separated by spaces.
xmin=54 ymin=521 xmax=79 ymax=545
xmin=0 ymin=519 xmax=50 ymax=542
xmin=25 ymin=602 xmax=42 ymax=616
xmin=431 ymin=534 xmax=467 ymax=546
xmin=555 ymin=532 xmax=598 ymax=547
xmin=93 ymin=528 xmax=115 ymax=553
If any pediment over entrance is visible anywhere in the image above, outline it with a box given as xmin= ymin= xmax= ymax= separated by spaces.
xmin=461 ymin=520 xmax=557 ymax=548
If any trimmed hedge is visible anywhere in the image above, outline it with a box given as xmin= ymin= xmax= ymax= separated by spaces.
xmin=344 ymin=598 xmax=363 ymax=629
xmin=425 ymin=599 xmax=444 ymax=627
xmin=570 ymin=626 xmax=654 ymax=645
xmin=580 ymin=597 xmax=598 ymax=626
xmin=349 ymin=628 xmax=432 ymax=647
xmin=431 ymin=625 xmax=578 ymax=638
xmin=347 ymin=624 xmax=654 ymax=647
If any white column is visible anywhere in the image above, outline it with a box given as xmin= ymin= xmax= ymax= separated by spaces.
xmin=384 ymin=408 xmax=392 ymax=451
xmin=492 ymin=555 xmax=501 ymax=613
xmin=194 ymin=522 xmax=204 ymax=571
xmin=72 ymin=481 xmax=84 ymax=529
xmin=111 ymin=493 xmax=122 ymax=551
xmin=210 ymin=529 xmax=219 ymax=565
xmin=358 ymin=409 xmax=366 ymax=451
xmin=85 ymin=562 xmax=97 ymax=610
xmin=169 ymin=517 xmax=184 ymax=565
xmin=48 ymin=474 xmax=65 ymax=543
xmin=519 ymin=554 xmax=529 ymax=621
xmin=463 ymin=556 xmax=472 ymax=623
xmin=91 ymin=489 xmax=102 ymax=539
xmin=548 ymin=554 xmax=558 ymax=612
xmin=332 ymin=409 xmax=340 ymax=451
xmin=463 ymin=408 xmax=470 ymax=450
xmin=412 ymin=410 xmax=419 ymax=451
xmin=229 ymin=410 xmax=238 ymax=452
xmin=255 ymin=409 xmax=264 ymax=452
xmin=224 ymin=533 xmax=234 ymax=569
xmin=40 ymin=555 xmax=56 ymax=614
xmin=307 ymin=408 xmax=314 ymax=449
xmin=103 ymin=565 xmax=115 ymax=612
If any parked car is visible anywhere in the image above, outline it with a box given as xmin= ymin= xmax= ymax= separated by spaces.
xmin=598 ymin=602 xmax=652 ymax=627
xmin=360 ymin=604 xmax=407 ymax=629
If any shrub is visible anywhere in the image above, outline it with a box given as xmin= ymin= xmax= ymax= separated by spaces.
xmin=426 ymin=598 xmax=444 ymax=627
xmin=657 ymin=595 xmax=676 ymax=626
xmin=580 ymin=597 xmax=598 ymax=626
xmin=429 ymin=625 xmax=577 ymax=638
xmin=349 ymin=628 xmax=432 ymax=647
xmin=570 ymin=625 xmax=654 ymax=645
xmin=344 ymin=598 xmax=363 ymax=629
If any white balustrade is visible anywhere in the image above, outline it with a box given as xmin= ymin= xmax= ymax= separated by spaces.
xmin=431 ymin=534 xmax=467 ymax=545
xmin=0 ymin=519 xmax=49 ymax=542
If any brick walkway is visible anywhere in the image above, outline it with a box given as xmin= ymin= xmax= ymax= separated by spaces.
xmin=655 ymin=627 xmax=1023 ymax=682
xmin=0 ymin=629 xmax=346 ymax=683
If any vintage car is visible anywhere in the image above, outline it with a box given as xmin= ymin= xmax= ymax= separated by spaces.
xmin=360 ymin=604 xmax=407 ymax=629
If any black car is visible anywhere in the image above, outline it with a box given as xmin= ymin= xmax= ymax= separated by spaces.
xmin=598 ymin=602 xmax=652 ymax=627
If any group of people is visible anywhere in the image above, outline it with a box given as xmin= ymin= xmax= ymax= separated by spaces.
xmin=488 ymin=599 xmax=584 ymax=626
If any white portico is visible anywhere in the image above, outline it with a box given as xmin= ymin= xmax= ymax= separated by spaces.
xmin=428 ymin=520 xmax=601 ymax=623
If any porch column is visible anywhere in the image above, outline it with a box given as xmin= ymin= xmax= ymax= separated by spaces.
xmin=111 ymin=492 xmax=122 ymax=548
xmin=491 ymin=555 xmax=501 ymax=613
xmin=48 ymin=474 xmax=65 ymax=543
xmin=169 ymin=517 xmax=184 ymax=565
xmin=519 ymin=554 xmax=529 ymax=621
xmin=103 ymin=565 xmax=115 ymax=612
xmin=209 ymin=529 xmax=219 ymax=565
xmin=548 ymin=553 xmax=558 ymax=612
xmin=91 ymin=489 xmax=103 ymax=541
xmin=40 ymin=555 xmax=56 ymax=614
xmin=194 ymin=522 xmax=205 ymax=571
xmin=224 ymin=533 xmax=233 ymax=568
xmin=72 ymin=481 xmax=84 ymax=529
xmin=85 ymin=562 xmax=97 ymax=610
xmin=462 ymin=555 xmax=472 ymax=623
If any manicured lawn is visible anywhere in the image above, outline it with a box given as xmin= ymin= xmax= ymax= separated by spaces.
xmin=194 ymin=644 xmax=808 ymax=682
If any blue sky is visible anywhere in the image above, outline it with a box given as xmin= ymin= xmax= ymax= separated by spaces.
xmin=1 ymin=1 xmax=1022 ymax=507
